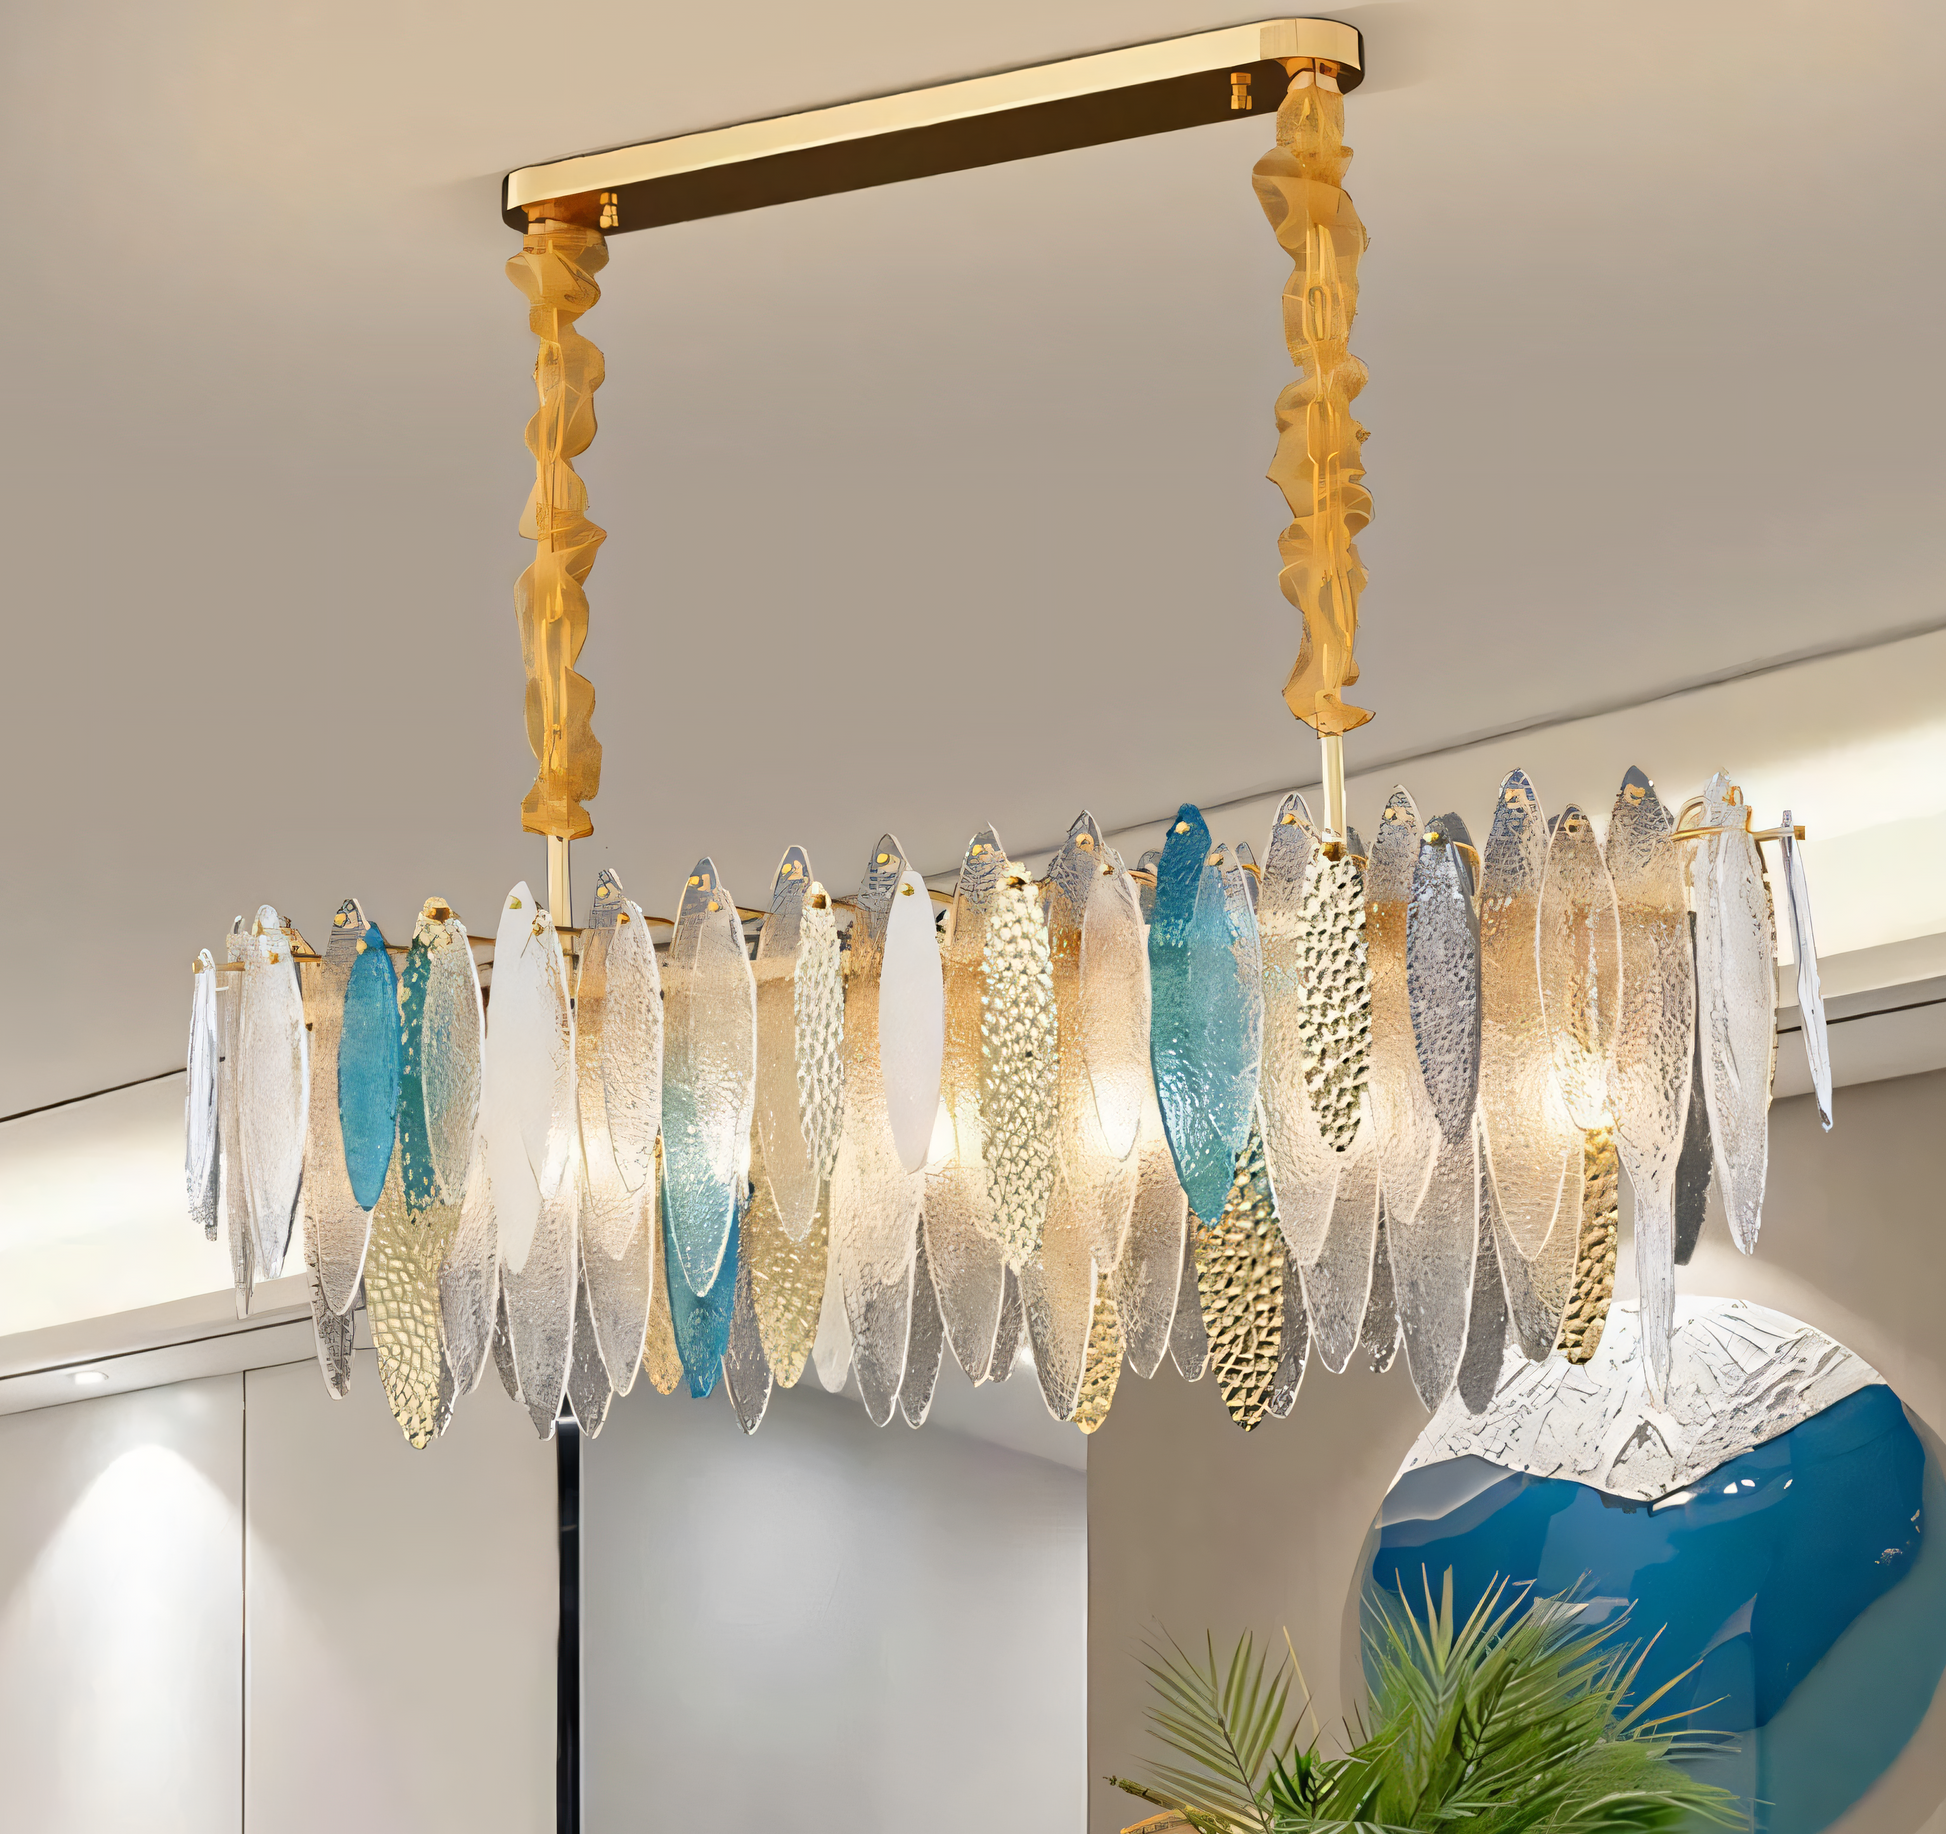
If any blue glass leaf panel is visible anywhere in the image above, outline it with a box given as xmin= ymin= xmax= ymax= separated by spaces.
xmin=338 ymin=923 xmax=401 ymax=1210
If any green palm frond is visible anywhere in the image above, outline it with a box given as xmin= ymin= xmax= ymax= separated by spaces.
xmin=1113 ymin=1574 xmax=1741 ymax=1834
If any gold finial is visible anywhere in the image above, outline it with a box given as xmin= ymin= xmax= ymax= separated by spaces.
xmin=1230 ymin=70 xmax=1252 ymax=110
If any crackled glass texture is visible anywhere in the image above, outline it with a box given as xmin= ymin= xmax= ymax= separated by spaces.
xmin=567 ymin=1265 xmax=615 ymax=1438
xmin=1406 ymin=815 xmax=1480 ymax=1145
xmin=1298 ymin=1111 xmax=1381 ymax=1374
xmin=307 ymin=1253 xmax=356 ymax=1399
xmin=1560 ymin=1128 xmax=1620 ymax=1364
xmin=669 ymin=1194 xmax=738 ymax=1401
xmin=1491 ymin=1152 xmax=1577 ymax=1364
xmin=1782 ymin=821 xmax=1832 ymax=1131
xmin=990 ymin=1261 xmax=1025 ymax=1383
xmin=577 ymin=867 xmax=662 ymax=1207
xmin=796 ymin=897 xmax=846 ymax=1181
xmin=900 ymin=1223 xmax=946 ymax=1428
xmin=1149 ymin=805 xmax=1261 ymax=1223
xmin=441 ymin=1143 xmax=498 ymax=1397
xmin=503 ymin=1149 xmax=582 ymax=1438
xmin=1608 ymin=768 xmax=1693 ymax=1402
xmin=640 ymin=1155 xmax=685 ymax=1397
xmin=187 ymin=952 xmax=220 ymax=1238
xmin=1044 ymin=815 xmax=1137 ymax=1274
xmin=1115 ymin=1073 xmax=1188 ymax=1379
xmin=755 ymin=848 xmax=826 ymax=1238
xmin=1258 ymin=796 xmax=1345 ymax=1263
xmin=413 ymin=906 xmax=484 ymax=1207
xmin=1020 ymin=1162 xmax=1096 ymax=1422
xmin=929 ymin=828 xmax=1010 ymax=1380
xmin=1367 ymin=793 xmax=1440 ymax=1230
xmin=364 ymin=1157 xmax=456 ymax=1449
xmin=1454 ymin=1198 xmax=1507 ymax=1418
xmin=1168 ymin=1221 xmax=1209 ymax=1381
xmin=339 ymin=920 xmax=401 ymax=1211
xmin=1268 ymin=1245 xmax=1310 ymax=1421
xmin=302 ymin=904 xmax=366 ymax=1314
xmin=238 ymin=905 xmax=308 ymax=1281
xmin=1361 ymin=1207 xmax=1402 ymax=1374
xmin=881 ymin=868 xmax=945 ymax=1174
xmin=1478 ymin=772 xmax=1578 ymax=1260
xmin=663 ymin=857 xmax=757 ymax=1298
xmin=484 ymin=883 xmax=574 ymax=1276
xmin=747 ymin=1132 xmax=828 ymax=1388
xmin=1390 ymin=1119 xmax=1480 ymax=1410
xmin=1197 ymin=1123 xmax=1286 ymax=1431
xmin=981 ymin=873 xmax=1059 ymax=1267
xmin=581 ymin=1181 xmax=652 ymax=1398
xmin=1697 ymin=771 xmax=1776 ymax=1252
xmin=1537 ymin=809 xmax=1621 ymax=1132
xmin=1073 ymin=1284 xmax=1125 ymax=1434
xmin=724 ymin=1247 xmax=773 ymax=1436
xmin=833 ymin=838 xmax=925 ymax=1427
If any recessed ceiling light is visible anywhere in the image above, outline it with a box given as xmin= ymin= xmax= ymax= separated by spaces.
xmin=72 ymin=1370 xmax=108 ymax=1386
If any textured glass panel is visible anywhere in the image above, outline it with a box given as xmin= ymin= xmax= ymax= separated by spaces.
xmin=1696 ymin=772 xmax=1776 ymax=1252
xmin=187 ymin=951 xmax=220 ymax=1239
xmin=238 ymin=905 xmax=308 ymax=1281
xmin=502 ymin=1148 xmax=581 ymax=1437
xmin=927 ymin=829 xmax=1009 ymax=1378
xmin=641 ymin=1153 xmax=685 ymax=1397
xmin=582 ymin=1181 xmax=652 ymax=1398
xmin=724 ymin=1243 xmax=774 ymax=1436
xmin=1149 ymin=805 xmax=1260 ymax=1221
xmin=1781 ymin=815 xmax=1833 ymax=1131
xmin=755 ymin=848 xmax=825 ymax=1237
xmin=306 ymin=1250 xmax=355 ymax=1400
xmin=882 ymin=868 xmax=945 ymax=1173
xmin=1197 ymin=1124 xmax=1284 ymax=1431
xmin=981 ymin=874 xmax=1058 ymax=1267
xmin=1135 ymin=850 xmax=1160 ymax=923
xmin=1168 ymin=1221 xmax=1210 ymax=1381
xmin=798 ymin=901 xmax=845 ymax=1188
xmin=577 ymin=867 xmax=663 ymax=1206
xmin=483 ymin=883 xmax=572 ymax=1273
xmin=1223 ymin=854 xmax=1267 ymax=1118
xmin=1536 ymin=808 xmax=1622 ymax=1132
xmin=669 ymin=1194 xmax=737 ymax=1402
xmin=1454 ymin=1193 xmax=1507 ymax=1417
xmin=1020 ymin=1161 xmax=1095 ymax=1422
xmin=1560 ymin=1126 xmax=1619 ymax=1364
xmin=989 ymin=1262 xmax=1025 ymax=1383
xmin=1044 ymin=815 xmax=1133 ymax=1272
xmin=339 ymin=921 xmax=401 ymax=1210
xmin=1360 ymin=1205 xmax=1401 ymax=1373
xmin=219 ymin=923 xmax=254 ymax=1319
xmin=899 ymin=1224 xmax=946 ymax=1428
xmin=1267 ymin=1250 xmax=1309 ymax=1420
xmin=1367 ymin=791 xmax=1440 ymax=1227
xmin=1478 ymin=771 xmax=1579 ymax=1258
xmin=1492 ymin=1162 xmax=1577 ymax=1364
xmin=441 ymin=1141 xmax=499 ymax=1396
xmin=1073 ymin=1283 xmax=1125 ymax=1434
xmin=421 ymin=911 xmax=485 ymax=1201
xmin=1298 ymin=1112 xmax=1380 ymax=1374
xmin=491 ymin=1286 xmax=522 ymax=1406
xmin=567 ymin=1261 xmax=615 ymax=1437
xmin=1406 ymin=813 xmax=1480 ymax=1144
xmin=1673 ymin=910 xmax=1713 ymax=1265
xmin=1077 ymin=821 xmax=1150 ymax=1160
xmin=1390 ymin=1120 xmax=1479 ymax=1410
xmin=301 ymin=904 xmax=366 ymax=1314
xmin=663 ymin=857 xmax=758 ymax=1296
xmin=1259 ymin=795 xmax=1346 ymax=1261
xmin=1608 ymin=768 xmax=1694 ymax=1403
xmin=1114 ymin=1073 xmax=1187 ymax=1379
xmin=834 ymin=837 xmax=925 ymax=1426
xmin=364 ymin=1156 xmax=457 ymax=1449
xmin=748 ymin=1136 xmax=827 ymax=1389
xmin=811 ymin=1245 xmax=853 ymax=1395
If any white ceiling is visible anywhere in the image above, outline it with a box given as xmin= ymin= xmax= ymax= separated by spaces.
xmin=5 ymin=0 xmax=1944 ymax=1115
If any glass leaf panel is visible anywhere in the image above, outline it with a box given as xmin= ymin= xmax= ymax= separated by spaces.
xmin=1360 ymin=1206 xmax=1401 ymax=1374
xmin=663 ymin=858 xmax=758 ymax=1297
xmin=413 ymin=906 xmax=485 ymax=1210
xmin=1367 ymin=792 xmax=1440 ymax=1228
xmin=364 ymin=1155 xmax=458 ymax=1449
xmin=989 ymin=1262 xmax=1025 ymax=1383
xmin=491 ymin=1286 xmax=522 ymax=1406
xmin=1478 ymin=772 xmax=1580 ymax=1257
xmin=1019 ymin=1162 xmax=1095 ymax=1422
xmin=238 ymin=904 xmax=308 ymax=1281
xmin=1608 ymin=768 xmax=1694 ymax=1403
xmin=981 ymin=874 xmax=1058 ymax=1266
xmin=1781 ymin=815 xmax=1833 ymax=1130
xmin=441 ymin=1141 xmax=499 ymax=1397
xmin=1267 ymin=1248 xmax=1310 ymax=1420
xmin=567 ymin=1261 xmax=615 ymax=1437
xmin=754 ymin=848 xmax=826 ymax=1237
xmin=306 ymin=1253 xmax=355 ymax=1400
xmin=302 ymin=903 xmax=366 ymax=1313
xmin=1560 ymin=1126 xmax=1620 ymax=1364
xmin=724 ymin=1242 xmax=774 ymax=1436
xmin=668 ymin=1192 xmax=738 ymax=1401
xmin=1073 ymin=1282 xmax=1125 ymax=1434
xmin=577 ymin=867 xmax=663 ymax=1204
xmin=340 ymin=920 xmax=402 ymax=1212
xmin=929 ymin=828 xmax=1010 ymax=1378
xmin=501 ymin=1146 xmax=580 ymax=1437
xmin=581 ymin=1180 xmax=652 ymax=1398
xmin=899 ymin=1223 xmax=947 ymax=1428
xmin=1491 ymin=1156 xmax=1577 ymax=1363
xmin=747 ymin=1134 xmax=827 ymax=1389
xmin=811 ymin=1245 xmax=853 ymax=1395
xmin=1696 ymin=771 xmax=1776 ymax=1252
xmin=1114 ymin=1072 xmax=1187 ymax=1379
xmin=881 ymin=868 xmax=945 ymax=1174
xmin=1673 ymin=910 xmax=1713 ymax=1265
xmin=1149 ymin=805 xmax=1260 ymax=1222
xmin=1079 ymin=826 xmax=1151 ymax=1161
xmin=220 ymin=922 xmax=254 ymax=1319
xmin=1167 ymin=1219 xmax=1210 ymax=1382
xmin=1297 ymin=1111 xmax=1381 ymax=1374
xmin=640 ymin=1151 xmax=685 ymax=1397
xmin=1407 ymin=813 xmax=1480 ymax=1145
xmin=187 ymin=951 xmax=220 ymax=1239
xmin=1390 ymin=1121 xmax=1480 ymax=1410
xmin=1197 ymin=1124 xmax=1284 ymax=1431
xmin=1454 ymin=1186 xmax=1507 ymax=1418
xmin=798 ymin=899 xmax=846 ymax=1191
xmin=1536 ymin=808 xmax=1622 ymax=1132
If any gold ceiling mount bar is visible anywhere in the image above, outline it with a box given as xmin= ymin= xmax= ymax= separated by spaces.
xmin=1253 ymin=39 xmax=1370 ymax=842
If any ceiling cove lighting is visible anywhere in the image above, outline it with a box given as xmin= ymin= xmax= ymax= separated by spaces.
xmin=183 ymin=20 xmax=1831 ymax=1449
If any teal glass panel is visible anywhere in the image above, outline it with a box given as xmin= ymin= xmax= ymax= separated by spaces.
xmin=338 ymin=923 xmax=400 ymax=1210
xmin=669 ymin=1187 xmax=739 ymax=1400
xmin=1148 ymin=803 xmax=1257 ymax=1220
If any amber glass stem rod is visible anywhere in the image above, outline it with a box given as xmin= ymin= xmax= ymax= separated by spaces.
xmin=549 ymin=835 xmax=573 ymax=931
xmin=1321 ymin=731 xmax=1347 ymax=840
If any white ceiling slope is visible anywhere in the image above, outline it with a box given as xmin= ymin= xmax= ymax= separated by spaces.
xmin=2 ymin=0 xmax=1943 ymax=1113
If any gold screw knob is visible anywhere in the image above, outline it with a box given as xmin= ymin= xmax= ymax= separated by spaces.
xmin=1230 ymin=71 xmax=1252 ymax=110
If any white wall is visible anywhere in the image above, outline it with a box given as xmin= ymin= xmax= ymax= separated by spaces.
xmin=581 ymin=1374 xmax=1088 ymax=1834
xmin=0 ymin=1374 xmax=244 ymax=1832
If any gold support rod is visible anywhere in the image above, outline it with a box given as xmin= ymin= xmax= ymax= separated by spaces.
xmin=548 ymin=835 xmax=573 ymax=928
xmin=1320 ymin=730 xmax=1347 ymax=841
